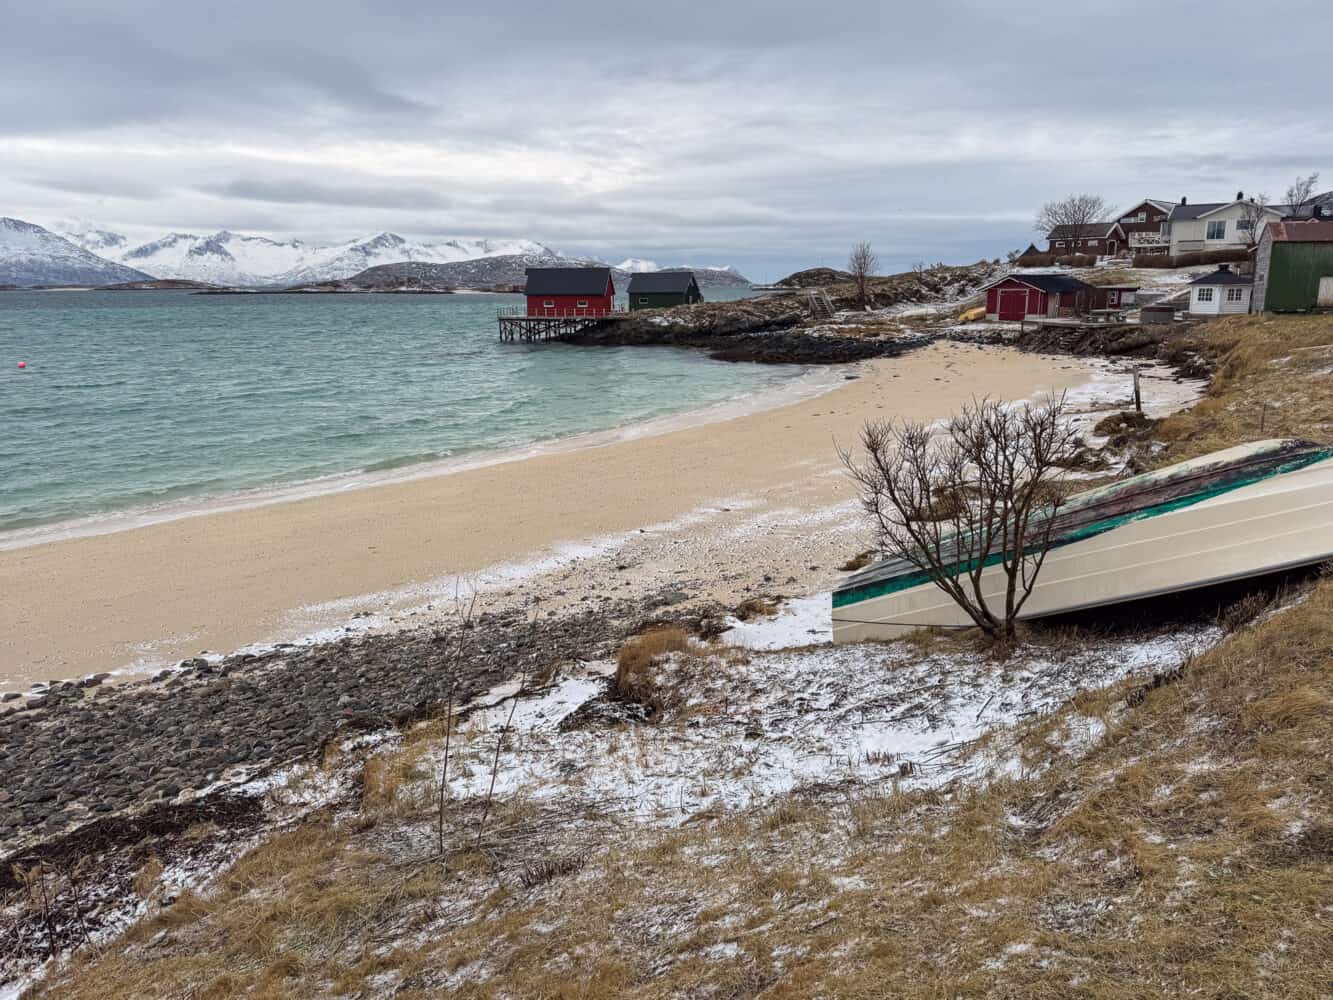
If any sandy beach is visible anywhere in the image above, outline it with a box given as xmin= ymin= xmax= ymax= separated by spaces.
xmin=1 ymin=343 xmax=1111 ymax=688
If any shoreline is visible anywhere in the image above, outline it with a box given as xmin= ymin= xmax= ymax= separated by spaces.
xmin=0 ymin=362 xmax=839 ymax=553
xmin=0 ymin=344 xmax=1175 ymax=689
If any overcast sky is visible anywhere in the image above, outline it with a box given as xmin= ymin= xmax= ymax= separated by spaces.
xmin=2 ymin=0 xmax=1329 ymax=280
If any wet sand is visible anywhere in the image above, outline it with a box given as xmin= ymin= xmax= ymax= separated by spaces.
xmin=0 ymin=343 xmax=1098 ymax=688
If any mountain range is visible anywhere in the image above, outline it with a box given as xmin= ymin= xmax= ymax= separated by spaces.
xmin=0 ymin=217 xmax=749 ymax=289
xmin=293 ymin=256 xmax=748 ymax=292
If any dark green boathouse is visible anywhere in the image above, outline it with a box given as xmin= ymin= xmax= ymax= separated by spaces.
xmin=1253 ymin=221 xmax=1333 ymax=313
xmin=627 ymin=271 xmax=704 ymax=310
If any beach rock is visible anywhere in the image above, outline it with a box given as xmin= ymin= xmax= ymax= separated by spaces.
xmin=0 ymin=597 xmax=691 ymax=854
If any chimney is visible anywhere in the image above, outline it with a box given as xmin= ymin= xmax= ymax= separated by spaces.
xmin=1237 ymin=190 xmax=1244 ymax=201
xmin=1315 ymin=205 xmax=1325 ymax=220
xmin=1180 ymin=196 xmax=1188 ymax=205
xmin=1218 ymin=263 xmax=1231 ymax=273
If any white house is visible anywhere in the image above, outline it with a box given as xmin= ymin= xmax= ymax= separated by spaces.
xmin=1188 ymin=264 xmax=1253 ymax=316
xmin=1164 ymin=194 xmax=1286 ymax=256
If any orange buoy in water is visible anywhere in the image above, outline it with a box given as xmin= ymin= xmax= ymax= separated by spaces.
xmin=16 ymin=361 xmax=25 ymax=369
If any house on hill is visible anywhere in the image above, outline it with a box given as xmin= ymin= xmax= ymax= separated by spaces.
xmin=1252 ymin=221 xmax=1333 ymax=313
xmin=1187 ymin=264 xmax=1252 ymax=316
xmin=983 ymin=274 xmax=1097 ymax=321
xmin=1117 ymin=199 xmax=1175 ymax=254
xmin=1014 ymin=244 xmax=1047 ymax=266
xmin=524 ymin=267 xmax=615 ymax=317
xmin=1163 ymin=194 xmax=1285 ymax=256
xmin=1045 ymin=222 xmax=1125 ymax=256
xmin=628 ymin=271 xmax=703 ymax=310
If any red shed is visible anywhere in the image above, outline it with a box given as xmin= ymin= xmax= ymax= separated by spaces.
xmin=524 ymin=267 xmax=615 ymax=317
xmin=983 ymin=274 xmax=1097 ymax=321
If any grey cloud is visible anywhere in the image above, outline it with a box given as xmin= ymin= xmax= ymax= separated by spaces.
xmin=2 ymin=0 xmax=1330 ymax=278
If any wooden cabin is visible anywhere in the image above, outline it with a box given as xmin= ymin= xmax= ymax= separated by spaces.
xmin=627 ymin=271 xmax=703 ymax=310
xmin=524 ymin=267 xmax=615 ymax=317
xmin=982 ymin=274 xmax=1096 ymax=321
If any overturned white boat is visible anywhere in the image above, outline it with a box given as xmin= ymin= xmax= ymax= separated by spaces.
xmin=833 ymin=439 xmax=1333 ymax=643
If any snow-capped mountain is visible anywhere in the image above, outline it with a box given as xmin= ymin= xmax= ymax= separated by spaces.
xmin=615 ymin=258 xmax=661 ymax=273
xmin=0 ymin=218 xmax=151 ymax=287
xmin=67 ymin=227 xmax=557 ymax=287
xmin=58 ymin=219 xmax=130 ymax=257
xmin=611 ymin=258 xmax=749 ymax=286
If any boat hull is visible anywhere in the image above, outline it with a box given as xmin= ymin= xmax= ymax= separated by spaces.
xmin=832 ymin=454 xmax=1333 ymax=643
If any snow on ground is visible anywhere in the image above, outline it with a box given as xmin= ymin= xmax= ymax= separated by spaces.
xmin=412 ymin=606 xmax=1219 ymax=825
xmin=720 ymin=594 xmax=831 ymax=649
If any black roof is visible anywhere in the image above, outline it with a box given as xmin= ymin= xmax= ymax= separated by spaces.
xmin=1002 ymin=274 xmax=1095 ymax=293
xmin=1169 ymin=200 xmax=1293 ymax=221
xmin=1189 ymin=267 xmax=1252 ymax=286
xmin=1047 ymin=222 xmax=1119 ymax=239
xmin=524 ymin=267 xmax=612 ymax=296
xmin=627 ymin=271 xmax=698 ymax=294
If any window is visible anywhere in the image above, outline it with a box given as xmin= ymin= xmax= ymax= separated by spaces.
xmin=1055 ymin=240 xmax=1066 ymax=247
xmin=576 ymin=300 xmax=588 ymax=308
xmin=543 ymin=299 xmax=554 ymax=307
xmin=1197 ymin=288 xmax=1214 ymax=302
xmin=1236 ymin=219 xmax=1254 ymax=231
xmin=638 ymin=297 xmax=649 ymax=304
xmin=1206 ymin=220 xmax=1227 ymax=240
xmin=1226 ymin=287 xmax=1245 ymax=302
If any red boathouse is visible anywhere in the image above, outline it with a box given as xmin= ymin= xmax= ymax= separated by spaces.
xmin=524 ymin=267 xmax=616 ymax=317
xmin=982 ymin=274 xmax=1097 ymax=321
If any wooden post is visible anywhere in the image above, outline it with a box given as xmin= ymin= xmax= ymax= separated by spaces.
xmin=1133 ymin=370 xmax=1142 ymax=413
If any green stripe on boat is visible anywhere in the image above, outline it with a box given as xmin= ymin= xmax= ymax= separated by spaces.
xmin=832 ymin=449 xmax=1333 ymax=610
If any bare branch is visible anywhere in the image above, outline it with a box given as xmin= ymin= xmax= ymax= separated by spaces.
xmin=840 ymin=395 xmax=1076 ymax=640
xmin=847 ymin=242 xmax=879 ymax=310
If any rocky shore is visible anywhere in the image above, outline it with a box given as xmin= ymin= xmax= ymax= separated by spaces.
xmin=0 ymin=590 xmax=722 ymax=860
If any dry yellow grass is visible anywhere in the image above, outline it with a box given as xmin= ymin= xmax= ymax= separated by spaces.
xmin=1155 ymin=313 xmax=1333 ymax=461
xmin=613 ymin=627 xmax=693 ymax=708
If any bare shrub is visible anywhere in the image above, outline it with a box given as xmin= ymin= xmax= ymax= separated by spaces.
xmin=839 ymin=550 xmax=877 ymax=572
xmin=733 ymin=596 xmax=780 ymax=621
xmin=1054 ymin=253 xmax=1097 ymax=268
xmin=848 ymin=242 xmax=879 ymax=309
xmin=133 ymin=858 xmax=164 ymax=900
xmin=615 ymin=628 xmax=692 ymax=705
xmin=839 ymin=395 xmax=1078 ymax=640
xmin=1220 ymin=592 xmax=1270 ymax=634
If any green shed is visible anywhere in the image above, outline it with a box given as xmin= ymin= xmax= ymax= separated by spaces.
xmin=1253 ymin=221 xmax=1333 ymax=313
xmin=627 ymin=271 xmax=703 ymax=311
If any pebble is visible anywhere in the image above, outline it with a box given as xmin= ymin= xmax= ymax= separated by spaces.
xmin=0 ymin=592 xmax=698 ymax=850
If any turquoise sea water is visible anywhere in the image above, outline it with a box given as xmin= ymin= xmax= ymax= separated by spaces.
xmin=0 ymin=289 xmax=798 ymax=534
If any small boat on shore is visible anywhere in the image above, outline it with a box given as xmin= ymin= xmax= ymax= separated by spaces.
xmin=832 ymin=439 xmax=1333 ymax=643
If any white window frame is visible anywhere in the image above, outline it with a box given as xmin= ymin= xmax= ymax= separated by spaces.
xmin=1206 ymin=220 xmax=1228 ymax=240
xmin=543 ymin=299 xmax=554 ymax=307
xmin=1055 ymin=240 xmax=1066 ymax=247
xmin=1197 ymin=287 xmax=1214 ymax=302
xmin=576 ymin=299 xmax=589 ymax=308
xmin=638 ymin=296 xmax=649 ymax=304
xmin=1226 ymin=287 xmax=1246 ymax=302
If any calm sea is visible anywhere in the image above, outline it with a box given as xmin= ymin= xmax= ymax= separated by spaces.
xmin=0 ymin=288 xmax=799 ymax=535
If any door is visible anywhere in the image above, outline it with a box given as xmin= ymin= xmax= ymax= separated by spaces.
xmin=997 ymin=288 xmax=1027 ymax=321
xmin=1318 ymin=276 xmax=1333 ymax=308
